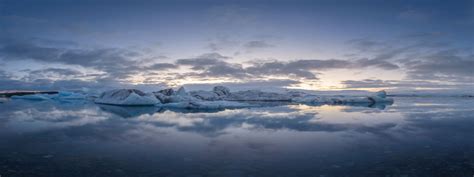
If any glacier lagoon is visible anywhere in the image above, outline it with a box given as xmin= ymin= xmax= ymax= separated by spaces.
xmin=0 ymin=97 xmax=473 ymax=177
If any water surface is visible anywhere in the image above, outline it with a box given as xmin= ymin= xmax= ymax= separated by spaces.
xmin=0 ymin=97 xmax=473 ymax=177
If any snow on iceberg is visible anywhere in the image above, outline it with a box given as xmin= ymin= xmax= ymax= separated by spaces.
xmin=95 ymin=89 xmax=160 ymax=106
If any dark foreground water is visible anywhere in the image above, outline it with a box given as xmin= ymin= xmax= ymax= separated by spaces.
xmin=0 ymin=97 xmax=473 ymax=177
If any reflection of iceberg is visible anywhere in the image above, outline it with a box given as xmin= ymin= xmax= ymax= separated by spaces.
xmin=163 ymin=100 xmax=254 ymax=110
xmin=0 ymin=97 xmax=8 ymax=103
xmin=98 ymin=104 xmax=162 ymax=118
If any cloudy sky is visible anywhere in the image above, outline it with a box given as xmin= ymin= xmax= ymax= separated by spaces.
xmin=0 ymin=0 xmax=473 ymax=92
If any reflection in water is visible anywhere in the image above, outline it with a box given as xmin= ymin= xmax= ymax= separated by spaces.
xmin=0 ymin=97 xmax=473 ymax=177
xmin=98 ymin=104 xmax=163 ymax=118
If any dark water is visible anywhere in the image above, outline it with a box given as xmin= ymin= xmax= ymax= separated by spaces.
xmin=0 ymin=97 xmax=473 ymax=177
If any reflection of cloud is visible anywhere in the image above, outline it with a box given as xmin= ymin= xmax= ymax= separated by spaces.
xmin=7 ymin=107 xmax=109 ymax=132
xmin=98 ymin=104 xmax=162 ymax=118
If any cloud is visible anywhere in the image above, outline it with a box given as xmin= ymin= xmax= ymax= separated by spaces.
xmin=182 ymin=79 xmax=301 ymax=91
xmin=147 ymin=63 xmax=178 ymax=70
xmin=341 ymin=79 xmax=474 ymax=92
xmin=206 ymin=35 xmax=239 ymax=51
xmin=27 ymin=68 xmax=83 ymax=76
xmin=0 ymin=40 xmax=144 ymax=80
xmin=175 ymin=53 xmax=399 ymax=80
xmin=20 ymin=68 xmax=87 ymax=82
xmin=243 ymin=40 xmax=274 ymax=49
xmin=354 ymin=58 xmax=399 ymax=70
xmin=342 ymin=79 xmax=441 ymax=89
xmin=405 ymin=50 xmax=474 ymax=82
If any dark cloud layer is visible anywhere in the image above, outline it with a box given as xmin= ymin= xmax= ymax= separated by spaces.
xmin=177 ymin=57 xmax=399 ymax=80
xmin=405 ymin=51 xmax=474 ymax=82
xmin=0 ymin=41 xmax=142 ymax=79
xmin=0 ymin=39 xmax=402 ymax=90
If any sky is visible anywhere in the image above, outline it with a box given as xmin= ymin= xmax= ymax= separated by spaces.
xmin=0 ymin=0 xmax=473 ymax=92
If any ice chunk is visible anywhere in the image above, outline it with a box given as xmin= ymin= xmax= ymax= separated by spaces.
xmin=375 ymin=90 xmax=387 ymax=98
xmin=189 ymin=90 xmax=220 ymax=101
xmin=176 ymin=87 xmax=187 ymax=96
xmin=213 ymin=86 xmax=230 ymax=96
xmin=291 ymin=90 xmax=394 ymax=104
xmin=156 ymin=88 xmax=175 ymax=96
xmin=95 ymin=89 xmax=160 ymax=106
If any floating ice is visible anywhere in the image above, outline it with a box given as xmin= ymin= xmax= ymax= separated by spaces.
xmin=291 ymin=90 xmax=393 ymax=105
xmin=11 ymin=94 xmax=52 ymax=100
xmin=213 ymin=86 xmax=231 ymax=96
xmin=55 ymin=91 xmax=86 ymax=100
xmin=189 ymin=86 xmax=231 ymax=101
xmin=95 ymin=89 xmax=160 ymax=106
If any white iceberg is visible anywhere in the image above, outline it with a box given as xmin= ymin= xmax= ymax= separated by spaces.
xmin=95 ymin=89 xmax=160 ymax=106
xmin=291 ymin=90 xmax=394 ymax=105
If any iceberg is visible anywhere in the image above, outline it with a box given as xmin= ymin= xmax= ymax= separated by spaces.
xmin=155 ymin=86 xmax=393 ymax=108
xmin=11 ymin=94 xmax=53 ymax=100
xmin=291 ymin=90 xmax=394 ymax=105
xmin=95 ymin=89 xmax=160 ymax=106
xmin=213 ymin=86 xmax=231 ymax=96
xmin=188 ymin=86 xmax=231 ymax=101
xmin=154 ymin=86 xmax=203 ymax=103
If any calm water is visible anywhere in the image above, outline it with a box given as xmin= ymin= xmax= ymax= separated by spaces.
xmin=0 ymin=97 xmax=473 ymax=177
